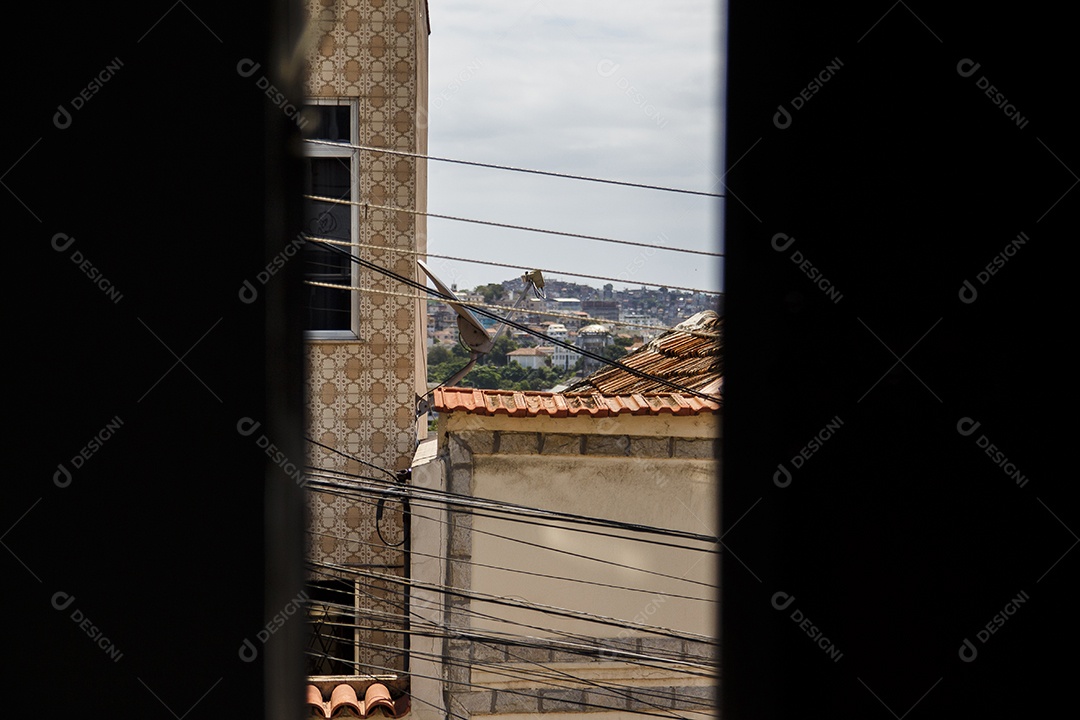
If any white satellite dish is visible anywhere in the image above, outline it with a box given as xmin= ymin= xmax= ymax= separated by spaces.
xmin=417 ymin=259 xmax=494 ymax=354
xmin=416 ymin=260 xmax=544 ymax=414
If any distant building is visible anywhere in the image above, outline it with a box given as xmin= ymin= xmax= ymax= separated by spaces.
xmin=576 ymin=323 xmax=612 ymax=373
xmin=552 ymin=297 xmax=582 ymax=313
xmin=546 ymin=323 xmax=575 ymax=370
xmin=582 ymin=299 xmax=620 ymax=323
xmin=506 ymin=346 xmax=554 ymax=370
xmin=621 ymin=312 xmax=663 ymax=340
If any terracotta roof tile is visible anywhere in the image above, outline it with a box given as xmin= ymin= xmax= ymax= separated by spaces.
xmin=305 ymin=683 xmax=409 ymax=718
xmin=433 ymin=387 xmax=719 ymax=417
xmin=566 ymin=310 xmax=723 ymax=398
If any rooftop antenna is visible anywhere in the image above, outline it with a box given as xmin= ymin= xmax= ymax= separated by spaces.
xmin=416 ymin=260 xmax=544 ymax=416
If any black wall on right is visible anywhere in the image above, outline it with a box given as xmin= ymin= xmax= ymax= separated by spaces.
xmin=722 ymin=3 xmax=1075 ymax=716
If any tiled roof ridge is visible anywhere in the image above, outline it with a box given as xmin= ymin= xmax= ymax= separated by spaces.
xmin=305 ymin=682 xmax=409 ymax=718
xmin=433 ymin=387 xmax=719 ymax=417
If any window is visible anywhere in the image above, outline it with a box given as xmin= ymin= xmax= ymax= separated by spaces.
xmin=306 ymin=577 xmax=359 ymax=675
xmin=302 ymin=100 xmax=360 ymax=338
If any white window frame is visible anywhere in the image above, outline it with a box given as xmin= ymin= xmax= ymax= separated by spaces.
xmin=304 ymin=98 xmax=361 ymax=340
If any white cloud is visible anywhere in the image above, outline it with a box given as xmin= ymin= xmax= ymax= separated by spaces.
xmin=425 ymin=0 xmax=724 ymax=293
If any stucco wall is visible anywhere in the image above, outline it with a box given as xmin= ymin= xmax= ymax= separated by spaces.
xmin=435 ymin=411 xmax=721 ymax=716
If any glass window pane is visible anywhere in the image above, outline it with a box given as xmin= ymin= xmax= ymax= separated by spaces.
xmin=305 ymin=104 xmax=351 ymax=142
xmin=303 ymin=157 xmax=353 ymax=331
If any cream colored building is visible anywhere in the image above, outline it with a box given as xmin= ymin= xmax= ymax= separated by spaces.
xmin=410 ymin=311 xmax=724 ymax=720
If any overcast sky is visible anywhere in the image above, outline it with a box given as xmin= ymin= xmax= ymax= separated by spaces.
xmin=424 ymin=1 xmax=724 ymax=296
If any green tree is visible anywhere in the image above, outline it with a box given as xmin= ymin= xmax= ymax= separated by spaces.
xmin=475 ymin=283 xmax=506 ymax=303
xmin=427 ymin=343 xmax=453 ymax=366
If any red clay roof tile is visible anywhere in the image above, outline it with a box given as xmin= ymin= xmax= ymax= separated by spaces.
xmin=305 ymin=683 xmax=409 ymax=718
xmin=432 ymin=387 xmax=719 ymax=417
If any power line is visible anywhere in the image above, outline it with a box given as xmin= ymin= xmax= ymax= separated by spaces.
xmin=304 ymin=138 xmax=726 ymax=199
xmin=311 ymin=561 xmax=717 ymax=669
xmin=308 ymin=492 xmax=716 ymax=591
xmin=309 ymin=239 xmax=722 ymax=402
xmin=299 ymin=232 xmax=722 ymax=296
xmin=303 ymin=195 xmax=724 ymax=258
xmin=308 ymin=631 xmax=713 ymax=718
xmin=307 ymin=435 xmax=400 ymax=480
xmin=305 ymin=468 xmax=720 ymax=547
xmin=307 ymin=564 xmax=717 ymax=672
xmin=305 ymin=275 xmax=720 ymax=338
xmin=306 ymin=525 xmax=717 ymax=605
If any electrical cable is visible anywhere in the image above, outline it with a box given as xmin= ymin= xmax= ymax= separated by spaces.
xmin=303 ymin=195 xmax=724 ymax=258
xmin=306 ymin=525 xmax=716 ymax=604
xmin=299 ymin=233 xmax=722 ymax=296
xmin=303 ymin=647 xmax=707 ymax=720
xmin=307 ymin=562 xmax=718 ymax=671
xmin=304 ymin=468 xmax=720 ymax=547
xmin=306 ymin=435 xmax=399 ymax=480
xmin=303 ymin=138 xmax=726 ymax=199
xmin=307 ymin=485 xmax=717 ymax=590
xmin=315 ymin=560 xmax=717 ymax=646
xmin=305 ymin=274 xmax=721 ymax=338
xmin=305 ymin=631 xmax=713 ymax=717
xmin=309 ymin=239 xmax=722 ymax=402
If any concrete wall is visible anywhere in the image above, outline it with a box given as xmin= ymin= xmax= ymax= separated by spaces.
xmin=428 ymin=410 xmax=721 ymax=717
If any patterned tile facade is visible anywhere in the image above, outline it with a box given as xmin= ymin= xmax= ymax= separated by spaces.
xmin=303 ymin=0 xmax=429 ymax=675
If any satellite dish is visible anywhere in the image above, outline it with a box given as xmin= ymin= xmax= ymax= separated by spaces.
xmin=417 ymin=259 xmax=493 ymax=354
xmin=416 ymin=260 xmax=544 ymax=415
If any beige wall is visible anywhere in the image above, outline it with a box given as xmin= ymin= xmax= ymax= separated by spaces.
xmin=428 ymin=410 xmax=721 ymax=717
xmin=470 ymin=453 xmax=717 ymax=640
